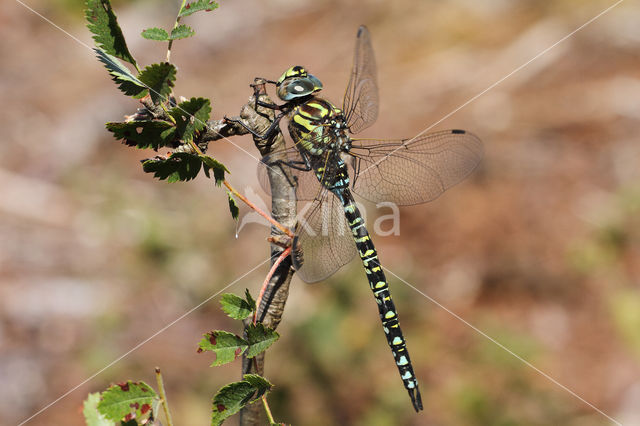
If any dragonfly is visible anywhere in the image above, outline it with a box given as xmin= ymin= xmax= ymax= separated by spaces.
xmin=228 ymin=25 xmax=482 ymax=412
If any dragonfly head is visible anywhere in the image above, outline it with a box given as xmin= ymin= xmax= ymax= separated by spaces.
xmin=276 ymin=66 xmax=323 ymax=101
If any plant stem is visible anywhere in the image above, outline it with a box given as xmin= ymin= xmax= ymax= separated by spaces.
xmin=167 ymin=0 xmax=188 ymax=62
xmin=155 ymin=367 xmax=174 ymax=426
xmin=186 ymin=139 xmax=294 ymax=238
xmin=254 ymin=247 xmax=292 ymax=325
xmin=261 ymin=395 xmax=276 ymax=425
xmin=224 ymin=180 xmax=294 ymax=238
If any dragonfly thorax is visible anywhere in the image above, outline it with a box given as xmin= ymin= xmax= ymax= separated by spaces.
xmin=288 ymin=97 xmax=351 ymax=157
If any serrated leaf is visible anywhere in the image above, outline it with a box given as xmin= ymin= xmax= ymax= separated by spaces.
xmin=142 ymin=152 xmax=204 ymax=182
xmin=220 ymin=293 xmax=253 ymax=320
xmin=138 ymin=62 xmax=176 ymax=105
xmin=245 ymin=323 xmax=279 ymax=358
xmin=198 ymin=331 xmax=248 ymax=366
xmin=227 ymin=191 xmax=239 ymax=221
xmin=83 ymin=393 xmax=111 ymax=426
xmin=169 ymin=24 xmax=195 ymax=40
xmin=179 ymin=0 xmax=219 ymax=17
xmin=141 ymin=27 xmax=169 ymax=41
xmin=95 ymin=49 xmax=147 ymax=98
xmin=97 ymin=381 xmax=157 ymax=423
xmin=85 ymin=0 xmax=137 ymax=66
xmin=170 ymin=97 xmax=211 ymax=143
xmin=200 ymin=155 xmax=228 ymax=186
xmin=106 ymin=121 xmax=176 ymax=149
xmin=210 ymin=375 xmax=272 ymax=426
xmin=244 ymin=289 xmax=256 ymax=311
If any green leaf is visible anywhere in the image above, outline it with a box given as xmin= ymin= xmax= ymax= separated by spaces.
xmin=106 ymin=121 xmax=176 ymax=149
xmin=142 ymin=152 xmax=204 ymax=182
xmin=210 ymin=375 xmax=272 ymax=425
xmin=170 ymin=24 xmax=195 ymax=40
xmin=220 ymin=293 xmax=253 ymax=320
xmin=197 ymin=331 xmax=248 ymax=366
xmin=141 ymin=27 xmax=169 ymax=41
xmin=97 ymin=381 xmax=158 ymax=422
xmin=227 ymin=191 xmax=239 ymax=221
xmin=85 ymin=0 xmax=137 ymax=66
xmin=244 ymin=289 xmax=256 ymax=312
xmin=94 ymin=49 xmax=147 ymax=98
xmin=200 ymin=155 xmax=228 ymax=186
xmin=245 ymin=323 xmax=279 ymax=358
xmin=83 ymin=393 xmax=111 ymax=426
xmin=169 ymin=97 xmax=211 ymax=143
xmin=138 ymin=62 xmax=176 ymax=105
xmin=179 ymin=0 xmax=219 ymax=17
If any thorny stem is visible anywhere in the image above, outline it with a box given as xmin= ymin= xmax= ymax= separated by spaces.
xmin=155 ymin=367 xmax=174 ymax=426
xmin=254 ymin=247 xmax=292 ymax=325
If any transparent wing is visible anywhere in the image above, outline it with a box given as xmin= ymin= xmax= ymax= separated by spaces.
xmin=342 ymin=25 xmax=379 ymax=134
xmin=349 ymin=129 xmax=483 ymax=205
xmin=293 ymin=190 xmax=357 ymax=283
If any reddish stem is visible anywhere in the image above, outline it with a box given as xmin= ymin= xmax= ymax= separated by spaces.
xmin=253 ymin=247 xmax=292 ymax=325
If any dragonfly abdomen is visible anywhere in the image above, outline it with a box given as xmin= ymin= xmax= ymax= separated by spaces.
xmin=336 ymin=188 xmax=423 ymax=412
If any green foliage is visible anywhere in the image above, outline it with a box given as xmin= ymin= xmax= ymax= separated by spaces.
xmin=141 ymin=25 xmax=195 ymax=42
xmin=85 ymin=0 xmax=137 ymax=67
xmin=227 ymin=192 xmax=239 ymax=220
xmin=220 ymin=292 xmax=254 ymax=320
xmin=200 ymin=155 xmax=228 ymax=186
xmin=245 ymin=323 xmax=279 ymax=358
xmin=179 ymin=0 xmax=219 ymax=18
xmin=142 ymin=152 xmax=206 ymax=183
xmin=198 ymin=330 xmax=249 ymax=366
xmin=97 ymin=381 xmax=158 ymax=423
xmin=198 ymin=324 xmax=280 ymax=365
xmin=141 ymin=27 xmax=169 ymax=41
xmin=106 ymin=120 xmax=175 ymax=149
xmin=211 ymin=375 xmax=272 ymax=426
xmin=138 ymin=62 xmax=176 ymax=105
xmin=83 ymin=393 xmax=111 ymax=426
xmin=170 ymin=24 xmax=196 ymax=40
xmin=169 ymin=97 xmax=211 ymax=142
xmin=94 ymin=49 xmax=147 ymax=98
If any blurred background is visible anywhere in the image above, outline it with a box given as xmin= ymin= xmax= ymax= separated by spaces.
xmin=1 ymin=0 xmax=639 ymax=424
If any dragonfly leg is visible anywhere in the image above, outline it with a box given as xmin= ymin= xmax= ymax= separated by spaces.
xmin=224 ymin=112 xmax=285 ymax=140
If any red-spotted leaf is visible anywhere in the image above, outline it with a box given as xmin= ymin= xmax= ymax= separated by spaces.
xmin=198 ymin=331 xmax=248 ymax=366
xmin=211 ymin=374 xmax=272 ymax=425
xmin=179 ymin=0 xmax=219 ymax=17
xmin=96 ymin=381 xmax=157 ymax=423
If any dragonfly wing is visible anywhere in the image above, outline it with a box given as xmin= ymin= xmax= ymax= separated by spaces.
xmin=293 ymin=190 xmax=357 ymax=283
xmin=349 ymin=129 xmax=482 ymax=205
xmin=343 ymin=25 xmax=379 ymax=134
